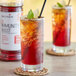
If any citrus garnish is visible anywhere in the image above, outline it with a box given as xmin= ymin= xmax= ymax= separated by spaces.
xmin=34 ymin=9 xmax=39 ymax=18
xmin=56 ymin=0 xmax=66 ymax=7
xmin=27 ymin=9 xmax=39 ymax=19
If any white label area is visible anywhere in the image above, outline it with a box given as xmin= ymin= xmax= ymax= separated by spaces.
xmin=0 ymin=11 xmax=1 ymax=49
xmin=1 ymin=12 xmax=21 ymax=51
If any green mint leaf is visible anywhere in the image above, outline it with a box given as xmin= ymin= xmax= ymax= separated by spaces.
xmin=57 ymin=2 xmax=63 ymax=7
xmin=27 ymin=9 xmax=34 ymax=19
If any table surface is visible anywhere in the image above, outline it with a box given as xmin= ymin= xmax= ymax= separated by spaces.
xmin=0 ymin=42 xmax=76 ymax=76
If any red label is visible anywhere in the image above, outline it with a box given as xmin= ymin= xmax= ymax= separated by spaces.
xmin=14 ymin=35 xmax=21 ymax=44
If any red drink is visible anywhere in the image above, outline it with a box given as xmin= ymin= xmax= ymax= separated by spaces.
xmin=0 ymin=3 xmax=23 ymax=61
xmin=52 ymin=6 xmax=71 ymax=53
xmin=20 ymin=17 xmax=44 ymax=71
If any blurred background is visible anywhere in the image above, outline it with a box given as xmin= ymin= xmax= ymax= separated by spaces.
xmin=23 ymin=0 xmax=76 ymax=42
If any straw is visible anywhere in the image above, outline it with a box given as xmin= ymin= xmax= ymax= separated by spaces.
xmin=68 ymin=0 xmax=71 ymax=6
xmin=22 ymin=47 xmax=29 ymax=60
xmin=38 ymin=0 xmax=47 ymax=18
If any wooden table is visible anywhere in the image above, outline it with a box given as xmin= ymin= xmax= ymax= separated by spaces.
xmin=0 ymin=42 xmax=76 ymax=76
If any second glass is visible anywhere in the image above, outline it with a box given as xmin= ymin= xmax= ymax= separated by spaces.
xmin=20 ymin=17 xmax=44 ymax=71
xmin=52 ymin=6 xmax=71 ymax=53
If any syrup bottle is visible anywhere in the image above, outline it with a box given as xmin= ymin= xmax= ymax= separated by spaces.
xmin=0 ymin=0 xmax=24 ymax=61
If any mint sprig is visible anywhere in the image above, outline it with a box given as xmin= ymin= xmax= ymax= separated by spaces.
xmin=57 ymin=2 xmax=63 ymax=7
xmin=27 ymin=9 xmax=34 ymax=19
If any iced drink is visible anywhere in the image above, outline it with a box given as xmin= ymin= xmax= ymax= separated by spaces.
xmin=52 ymin=6 xmax=71 ymax=53
xmin=20 ymin=15 xmax=44 ymax=71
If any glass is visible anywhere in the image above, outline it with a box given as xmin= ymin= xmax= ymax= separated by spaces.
xmin=20 ymin=17 xmax=44 ymax=71
xmin=0 ymin=0 xmax=23 ymax=61
xmin=52 ymin=6 xmax=71 ymax=53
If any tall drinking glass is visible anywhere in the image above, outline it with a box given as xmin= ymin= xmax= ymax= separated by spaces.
xmin=20 ymin=16 xmax=44 ymax=71
xmin=52 ymin=6 xmax=71 ymax=53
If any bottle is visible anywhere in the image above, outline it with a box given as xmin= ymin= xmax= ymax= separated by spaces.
xmin=0 ymin=0 xmax=23 ymax=61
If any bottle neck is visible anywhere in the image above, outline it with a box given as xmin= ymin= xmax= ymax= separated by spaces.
xmin=0 ymin=2 xmax=23 ymax=7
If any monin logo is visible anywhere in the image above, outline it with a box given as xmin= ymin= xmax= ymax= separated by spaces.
xmin=2 ymin=24 xmax=19 ymax=34
xmin=1 ymin=14 xmax=13 ymax=18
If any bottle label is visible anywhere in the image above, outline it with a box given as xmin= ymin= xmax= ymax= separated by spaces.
xmin=0 ymin=12 xmax=21 ymax=51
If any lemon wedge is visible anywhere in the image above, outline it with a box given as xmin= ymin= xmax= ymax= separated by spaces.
xmin=33 ymin=9 xmax=39 ymax=18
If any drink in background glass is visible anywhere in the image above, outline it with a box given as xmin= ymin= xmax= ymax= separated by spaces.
xmin=52 ymin=6 xmax=71 ymax=53
xmin=20 ymin=16 xmax=44 ymax=71
xmin=0 ymin=0 xmax=23 ymax=61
